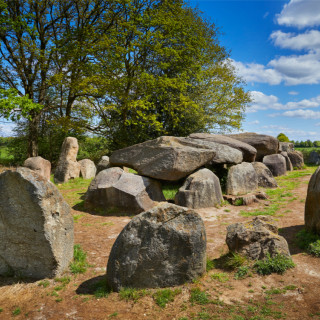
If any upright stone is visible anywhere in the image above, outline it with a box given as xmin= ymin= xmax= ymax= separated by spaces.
xmin=0 ymin=168 xmax=74 ymax=279
xmin=107 ymin=203 xmax=206 ymax=291
xmin=23 ymin=156 xmax=51 ymax=180
xmin=309 ymin=151 xmax=320 ymax=165
xmin=263 ymin=154 xmax=286 ymax=177
xmin=252 ymin=162 xmax=278 ymax=188
xmin=227 ymin=132 xmax=279 ymax=161
xmin=280 ymin=152 xmax=293 ymax=171
xmin=279 ymin=142 xmax=294 ymax=153
xmin=288 ymin=151 xmax=304 ymax=169
xmin=54 ymin=137 xmax=80 ymax=184
xmin=175 ymin=168 xmax=223 ymax=209
xmin=305 ymin=166 xmax=320 ymax=234
xmin=97 ymin=156 xmax=110 ymax=173
xmin=78 ymin=159 xmax=96 ymax=179
xmin=226 ymin=162 xmax=258 ymax=195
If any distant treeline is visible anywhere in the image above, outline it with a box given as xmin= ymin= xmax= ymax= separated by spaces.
xmin=292 ymin=140 xmax=320 ymax=148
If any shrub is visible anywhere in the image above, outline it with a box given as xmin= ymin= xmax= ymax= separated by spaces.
xmin=254 ymin=253 xmax=295 ymax=275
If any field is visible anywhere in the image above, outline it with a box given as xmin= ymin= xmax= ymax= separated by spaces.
xmin=0 ymin=166 xmax=320 ymax=319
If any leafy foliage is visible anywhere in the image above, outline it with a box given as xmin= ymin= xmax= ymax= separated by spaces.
xmin=254 ymin=253 xmax=295 ymax=275
xmin=277 ymin=133 xmax=290 ymax=142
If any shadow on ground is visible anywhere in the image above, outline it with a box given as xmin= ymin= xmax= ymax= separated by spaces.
xmin=279 ymin=224 xmax=305 ymax=255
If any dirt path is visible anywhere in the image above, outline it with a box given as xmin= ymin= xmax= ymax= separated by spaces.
xmin=0 ymin=170 xmax=320 ymax=320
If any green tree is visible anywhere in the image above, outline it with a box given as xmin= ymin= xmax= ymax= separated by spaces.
xmin=277 ymin=133 xmax=290 ymax=142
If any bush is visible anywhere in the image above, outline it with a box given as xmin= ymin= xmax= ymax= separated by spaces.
xmin=254 ymin=253 xmax=295 ymax=275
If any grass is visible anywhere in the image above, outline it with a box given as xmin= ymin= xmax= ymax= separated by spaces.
xmin=211 ymin=272 xmax=229 ymax=283
xmin=38 ymin=280 xmax=50 ymax=288
xmin=234 ymin=266 xmax=250 ymax=280
xmin=161 ymin=182 xmax=181 ymax=200
xmin=0 ymin=146 xmax=13 ymax=166
xmin=119 ymin=287 xmax=148 ymax=302
xmin=90 ymin=278 xmax=112 ymax=298
xmin=254 ymin=253 xmax=295 ymax=275
xmin=153 ymin=288 xmax=181 ymax=308
xmin=70 ymin=244 xmax=90 ymax=274
xmin=12 ymin=307 xmax=21 ymax=316
xmin=213 ymin=252 xmax=247 ymax=271
xmin=234 ymin=198 xmax=243 ymax=206
xmin=206 ymin=258 xmax=215 ymax=272
xmin=190 ymin=288 xmax=210 ymax=305
xmin=296 ymin=229 xmax=320 ymax=257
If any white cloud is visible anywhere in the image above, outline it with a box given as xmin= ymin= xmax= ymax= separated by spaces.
xmin=247 ymin=91 xmax=320 ymax=113
xmin=248 ymin=120 xmax=260 ymax=125
xmin=289 ymin=91 xmax=299 ymax=95
xmin=270 ymin=30 xmax=320 ymax=51
xmin=0 ymin=122 xmax=15 ymax=136
xmin=276 ymin=0 xmax=320 ymax=28
xmin=282 ymin=109 xmax=320 ymax=119
xmin=255 ymin=125 xmax=318 ymax=138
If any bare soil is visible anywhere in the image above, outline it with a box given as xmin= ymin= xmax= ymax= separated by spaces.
xmin=0 ymin=168 xmax=320 ymax=320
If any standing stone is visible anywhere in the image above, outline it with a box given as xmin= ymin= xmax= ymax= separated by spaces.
xmin=0 ymin=168 xmax=74 ymax=279
xmin=78 ymin=159 xmax=96 ymax=179
xmin=309 ymin=151 xmax=320 ymax=165
xmin=175 ymin=168 xmax=223 ymax=209
xmin=280 ymin=152 xmax=293 ymax=171
xmin=54 ymin=137 xmax=80 ymax=184
xmin=85 ymin=167 xmax=166 ymax=214
xmin=189 ymin=133 xmax=257 ymax=162
xmin=252 ymin=162 xmax=278 ymax=188
xmin=107 ymin=203 xmax=206 ymax=291
xmin=288 ymin=151 xmax=304 ymax=169
xmin=97 ymin=156 xmax=110 ymax=173
xmin=227 ymin=132 xmax=279 ymax=161
xmin=23 ymin=156 xmax=51 ymax=180
xmin=263 ymin=154 xmax=286 ymax=177
xmin=226 ymin=162 xmax=258 ymax=195
xmin=305 ymin=166 xmax=320 ymax=234
xmin=226 ymin=216 xmax=290 ymax=260
xmin=279 ymin=142 xmax=294 ymax=153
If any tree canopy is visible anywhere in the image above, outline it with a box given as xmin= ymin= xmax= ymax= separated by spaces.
xmin=277 ymin=133 xmax=290 ymax=142
xmin=0 ymin=0 xmax=251 ymax=157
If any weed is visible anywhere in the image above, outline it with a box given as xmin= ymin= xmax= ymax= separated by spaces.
xmin=50 ymin=291 xmax=59 ymax=297
xmin=91 ymin=278 xmax=112 ymax=298
xmin=211 ymin=272 xmax=229 ymax=283
xmin=70 ymin=244 xmax=90 ymax=274
xmin=38 ymin=280 xmax=50 ymax=288
xmin=296 ymin=229 xmax=320 ymax=257
xmin=234 ymin=266 xmax=249 ymax=280
xmin=213 ymin=252 xmax=247 ymax=270
xmin=55 ymin=276 xmax=71 ymax=285
xmin=190 ymin=288 xmax=210 ymax=305
xmin=206 ymin=258 xmax=214 ymax=272
xmin=12 ymin=307 xmax=21 ymax=316
xmin=234 ymin=198 xmax=243 ymax=206
xmin=265 ymin=287 xmax=286 ymax=295
xmin=254 ymin=253 xmax=295 ymax=275
xmin=109 ymin=312 xmax=118 ymax=318
xmin=224 ymin=209 xmax=231 ymax=212
xmin=153 ymin=288 xmax=181 ymax=308
xmin=119 ymin=287 xmax=148 ymax=302
xmin=0 ymin=308 xmax=3 ymax=312
xmin=308 ymin=240 xmax=320 ymax=257
xmin=178 ymin=318 xmax=188 ymax=320
xmin=284 ymin=285 xmax=297 ymax=290
xmin=55 ymin=298 xmax=63 ymax=302
xmin=73 ymin=214 xmax=84 ymax=223
xmin=197 ymin=311 xmax=211 ymax=319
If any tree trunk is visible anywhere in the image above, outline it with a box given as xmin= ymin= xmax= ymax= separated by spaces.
xmin=27 ymin=113 xmax=40 ymax=158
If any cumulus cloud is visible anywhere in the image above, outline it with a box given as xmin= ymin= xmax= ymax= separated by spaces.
xmin=289 ymin=91 xmax=299 ymax=95
xmin=256 ymin=125 xmax=317 ymax=138
xmin=0 ymin=122 xmax=15 ymax=137
xmin=282 ymin=109 xmax=320 ymax=119
xmin=270 ymin=30 xmax=320 ymax=51
xmin=276 ymin=0 xmax=320 ymax=28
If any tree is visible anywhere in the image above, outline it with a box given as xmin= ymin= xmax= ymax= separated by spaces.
xmin=277 ymin=133 xmax=290 ymax=142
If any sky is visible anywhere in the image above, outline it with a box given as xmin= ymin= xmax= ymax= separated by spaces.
xmin=190 ymin=0 xmax=320 ymax=142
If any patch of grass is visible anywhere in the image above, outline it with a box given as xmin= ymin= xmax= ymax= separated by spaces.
xmin=211 ymin=272 xmax=229 ymax=283
xmin=296 ymin=229 xmax=320 ymax=257
xmin=161 ymin=181 xmax=181 ymax=200
xmin=190 ymin=288 xmax=210 ymax=305
xmin=70 ymin=244 xmax=90 ymax=274
xmin=234 ymin=198 xmax=243 ymax=206
xmin=12 ymin=307 xmax=21 ymax=316
xmin=73 ymin=214 xmax=84 ymax=223
xmin=38 ymin=280 xmax=50 ymax=288
xmin=153 ymin=288 xmax=181 ymax=308
xmin=108 ymin=312 xmax=118 ymax=318
xmin=213 ymin=252 xmax=247 ymax=271
xmin=284 ymin=285 xmax=297 ymax=290
xmin=119 ymin=287 xmax=148 ymax=302
xmin=265 ymin=287 xmax=286 ymax=295
xmin=240 ymin=203 xmax=280 ymax=217
xmin=308 ymin=240 xmax=320 ymax=257
xmin=254 ymin=254 xmax=295 ymax=275
xmin=224 ymin=209 xmax=231 ymax=212
xmin=234 ymin=266 xmax=250 ymax=280
xmin=0 ymin=307 xmax=3 ymax=312
xmin=206 ymin=258 xmax=215 ymax=272
xmin=55 ymin=276 xmax=71 ymax=285
xmin=55 ymin=297 xmax=63 ymax=302
xmin=91 ymin=278 xmax=112 ymax=298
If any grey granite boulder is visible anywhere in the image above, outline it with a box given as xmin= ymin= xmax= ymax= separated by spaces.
xmin=106 ymin=203 xmax=206 ymax=291
xmin=175 ymin=168 xmax=223 ymax=209
xmin=226 ymin=216 xmax=290 ymax=260
xmin=309 ymin=151 xmax=320 ymax=165
xmin=228 ymin=132 xmax=279 ymax=161
xmin=85 ymin=167 xmax=165 ymax=214
xmin=279 ymin=142 xmax=294 ymax=153
xmin=110 ymin=136 xmax=242 ymax=181
xmin=0 ymin=168 xmax=74 ymax=279
xmin=263 ymin=154 xmax=286 ymax=177
xmin=252 ymin=162 xmax=278 ymax=188
xmin=54 ymin=137 xmax=80 ymax=183
xmin=97 ymin=156 xmax=110 ymax=173
xmin=79 ymin=159 xmax=96 ymax=179
xmin=305 ymin=166 xmax=320 ymax=234
xmin=189 ymin=133 xmax=257 ymax=162
xmin=23 ymin=156 xmax=51 ymax=180
xmin=280 ymin=152 xmax=293 ymax=171
xmin=287 ymin=151 xmax=304 ymax=169
xmin=226 ymin=162 xmax=258 ymax=195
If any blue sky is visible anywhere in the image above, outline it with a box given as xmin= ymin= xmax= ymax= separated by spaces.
xmin=191 ymin=0 xmax=320 ymax=142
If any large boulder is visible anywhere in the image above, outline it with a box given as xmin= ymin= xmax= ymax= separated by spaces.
xmin=109 ymin=136 xmax=242 ymax=181
xmin=79 ymin=159 xmax=96 ymax=179
xmin=174 ymin=168 xmax=223 ymax=209
xmin=97 ymin=156 xmax=110 ymax=173
xmin=309 ymin=151 xmax=320 ymax=165
xmin=54 ymin=137 xmax=80 ymax=184
xmin=189 ymin=133 xmax=257 ymax=162
xmin=280 ymin=152 xmax=293 ymax=171
xmin=226 ymin=162 xmax=258 ymax=195
xmin=23 ymin=156 xmax=51 ymax=180
xmin=263 ymin=154 xmax=286 ymax=177
xmin=107 ymin=203 xmax=206 ymax=291
xmin=279 ymin=142 xmax=294 ymax=153
xmin=85 ymin=167 xmax=165 ymax=214
xmin=227 ymin=133 xmax=279 ymax=161
xmin=0 ymin=168 xmax=74 ymax=279
xmin=252 ymin=162 xmax=278 ymax=188
xmin=226 ymin=216 xmax=290 ymax=260
xmin=288 ymin=151 xmax=304 ymax=169
xmin=305 ymin=166 xmax=320 ymax=234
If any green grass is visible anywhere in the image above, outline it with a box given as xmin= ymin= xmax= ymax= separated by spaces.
xmin=0 ymin=146 xmax=13 ymax=165
xmin=12 ymin=307 xmax=21 ymax=316
xmin=211 ymin=272 xmax=229 ymax=283
xmin=213 ymin=252 xmax=247 ymax=270
xmin=0 ymin=307 xmax=3 ymax=312
xmin=296 ymin=229 xmax=320 ymax=257
xmin=38 ymin=280 xmax=50 ymax=288
xmin=90 ymin=278 xmax=112 ymax=298
xmin=119 ymin=287 xmax=148 ymax=302
xmin=70 ymin=244 xmax=90 ymax=274
xmin=234 ymin=266 xmax=250 ymax=280
xmin=161 ymin=182 xmax=181 ymax=200
xmin=254 ymin=253 xmax=295 ymax=275
xmin=190 ymin=288 xmax=210 ymax=305
xmin=234 ymin=198 xmax=243 ymax=206
xmin=153 ymin=288 xmax=181 ymax=308
xmin=206 ymin=258 xmax=215 ymax=272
